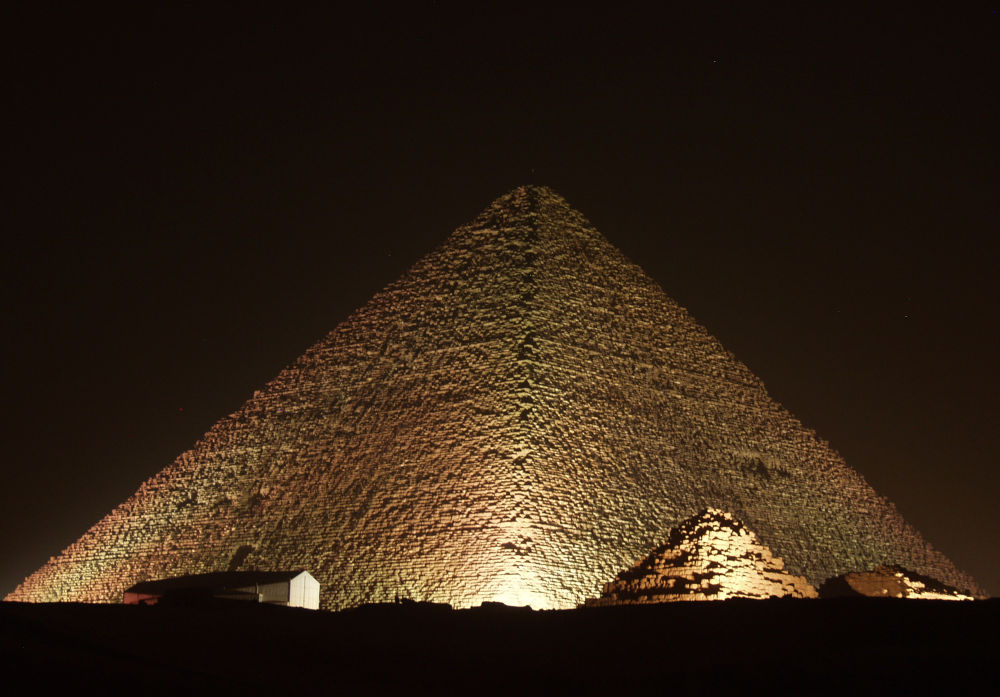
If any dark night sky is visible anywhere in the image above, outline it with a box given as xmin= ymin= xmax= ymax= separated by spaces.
xmin=3 ymin=5 xmax=997 ymax=597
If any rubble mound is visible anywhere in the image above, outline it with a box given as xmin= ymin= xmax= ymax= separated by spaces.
xmin=819 ymin=565 xmax=973 ymax=600
xmin=586 ymin=508 xmax=818 ymax=605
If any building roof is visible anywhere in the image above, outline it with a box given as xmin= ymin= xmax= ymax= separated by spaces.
xmin=125 ymin=570 xmax=310 ymax=594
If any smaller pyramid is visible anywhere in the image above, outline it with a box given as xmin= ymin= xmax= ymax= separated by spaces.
xmin=819 ymin=566 xmax=972 ymax=600
xmin=586 ymin=509 xmax=818 ymax=605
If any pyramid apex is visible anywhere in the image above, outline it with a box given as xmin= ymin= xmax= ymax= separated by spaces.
xmin=492 ymin=184 xmax=568 ymax=205
xmin=454 ymin=185 xmax=587 ymax=245
xmin=457 ymin=185 xmax=595 ymax=237
xmin=506 ymin=183 xmax=561 ymax=194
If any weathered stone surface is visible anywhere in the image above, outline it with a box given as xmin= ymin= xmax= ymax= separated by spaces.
xmin=819 ymin=565 xmax=973 ymax=600
xmin=586 ymin=509 xmax=818 ymax=604
xmin=5 ymin=186 xmax=983 ymax=609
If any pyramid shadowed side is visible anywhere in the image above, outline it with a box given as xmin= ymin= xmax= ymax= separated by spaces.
xmin=6 ymin=186 xmax=983 ymax=607
xmin=510 ymin=187 xmax=982 ymax=600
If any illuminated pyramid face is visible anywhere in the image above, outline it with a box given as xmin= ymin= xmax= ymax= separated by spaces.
xmin=7 ymin=186 xmax=982 ymax=608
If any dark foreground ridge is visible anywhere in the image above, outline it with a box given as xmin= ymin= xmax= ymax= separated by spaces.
xmin=2 ymin=599 xmax=997 ymax=695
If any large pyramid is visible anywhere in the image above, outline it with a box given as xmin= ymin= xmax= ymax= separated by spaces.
xmin=8 ymin=186 xmax=982 ymax=608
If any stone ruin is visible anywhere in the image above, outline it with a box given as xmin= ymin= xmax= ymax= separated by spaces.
xmin=819 ymin=565 xmax=973 ymax=600
xmin=586 ymin=509 xmax=818 ymax=605
xmin=6 ymin=186 xmax=984 ymax=609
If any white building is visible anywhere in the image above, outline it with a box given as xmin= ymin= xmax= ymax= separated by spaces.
xmin=123 ymin=570 xmax=320 ymax=609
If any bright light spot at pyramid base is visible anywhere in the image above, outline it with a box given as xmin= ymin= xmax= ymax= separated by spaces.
xmin=492 ymin=587 xmax=553 ymax=610
xmin=492 ymin=574 xmax=554 ymax=610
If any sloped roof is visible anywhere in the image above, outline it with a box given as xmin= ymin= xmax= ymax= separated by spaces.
xmin=126 ymin=571 xmax=310 ymax=594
